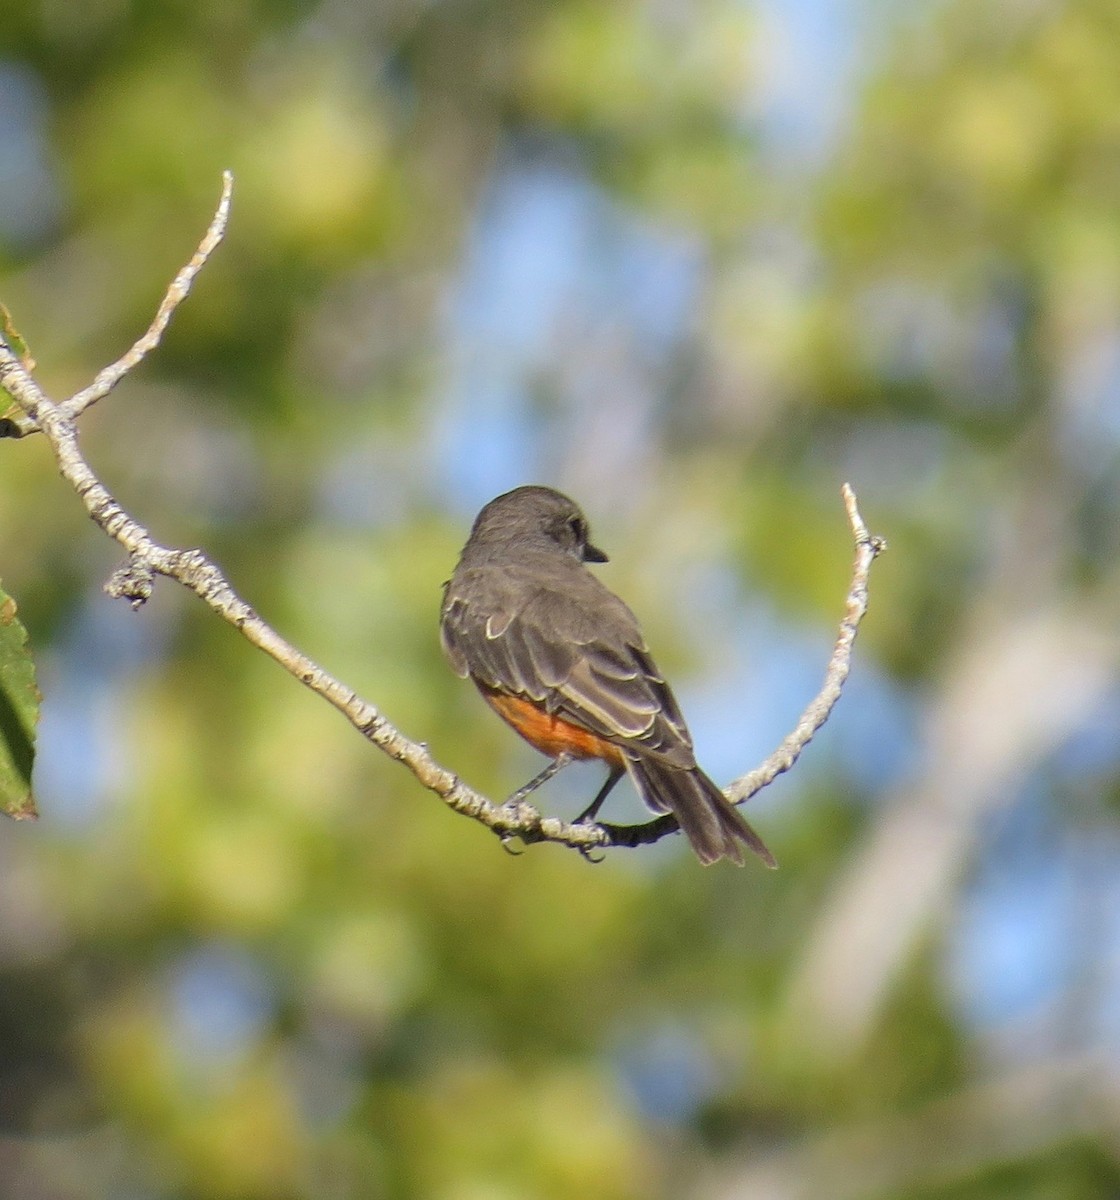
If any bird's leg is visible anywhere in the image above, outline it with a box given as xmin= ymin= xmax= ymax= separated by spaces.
xmin=575 ymin=765 xmax=625 ymax=825
xmin=505 ymin=753 xmax=573 ymax=807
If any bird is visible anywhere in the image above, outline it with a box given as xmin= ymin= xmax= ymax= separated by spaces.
xmin=439 ymin=485 xmax=775 ymax=867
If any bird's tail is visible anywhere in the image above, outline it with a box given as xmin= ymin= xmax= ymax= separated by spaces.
xmin=627 ymin=756 xmax=776 ymax=868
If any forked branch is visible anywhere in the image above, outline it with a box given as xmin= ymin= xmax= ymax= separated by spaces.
xmin=0 ymin=175 xmax=885 ymax=862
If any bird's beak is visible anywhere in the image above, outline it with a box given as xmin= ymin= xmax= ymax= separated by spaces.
xmin=583 ymin=542 xmax=609 ymax=563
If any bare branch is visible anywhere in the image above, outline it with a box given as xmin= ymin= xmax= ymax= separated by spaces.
xmin=0 ymin=173 xmax=233 ymax=441
xmin=0 ymin=176 xmax=885 ymax=864
xmin=727 ymin=485 xmax=885 ymax=803
xmin=62 ymin=171 xmax=234 ymax=420
xmin=598 ymin=487 xmax=886 ymax=852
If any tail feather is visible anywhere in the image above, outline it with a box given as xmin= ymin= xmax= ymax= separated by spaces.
xmin=627 ymin=757 xmax=776 ymax=868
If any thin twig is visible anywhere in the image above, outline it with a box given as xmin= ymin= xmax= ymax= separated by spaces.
xmin=600 ymin=487 xmax=885 ymax=851
xmin=0 ymin=173 xmax=233 ymax=440
xmin=62 ymin=171 xmax=234 ymax=421
xmin=0 ymin=174 xmax=885 ymax=864
xmin=728 ymin=484 xmax=885 ymax=802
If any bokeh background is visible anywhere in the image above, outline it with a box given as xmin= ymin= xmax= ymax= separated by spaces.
xmin=2 ymin=0 xmax=1120 ymax=1197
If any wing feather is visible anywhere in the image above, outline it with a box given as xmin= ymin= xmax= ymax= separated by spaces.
xmin=441 ymin=565 xmax=697 ymax=768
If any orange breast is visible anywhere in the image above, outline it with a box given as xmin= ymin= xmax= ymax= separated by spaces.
xmin=481 ymin=688 xmax=625 ymax=766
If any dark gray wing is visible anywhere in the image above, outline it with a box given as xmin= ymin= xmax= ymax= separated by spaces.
xmin=441 ymin=565 xmax=696 ymax=768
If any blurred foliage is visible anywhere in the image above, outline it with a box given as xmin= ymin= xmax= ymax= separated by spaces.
xmin=1 ymin=0 xmax=1119 ymax=1197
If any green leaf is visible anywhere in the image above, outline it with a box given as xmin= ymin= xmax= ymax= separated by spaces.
xmin=0 ymin=585 xmax=40 ymax=819
xmin=0 ymin=303 xmax=35 ymax=373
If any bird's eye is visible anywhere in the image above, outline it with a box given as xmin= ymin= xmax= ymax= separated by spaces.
xmin=568 ymin=516 xmax=584 ymax=542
